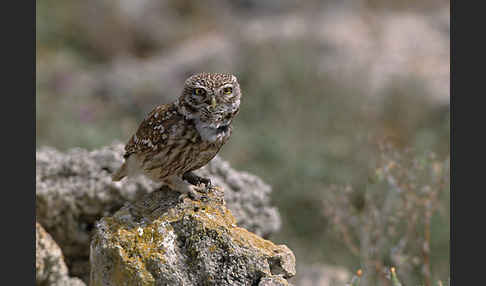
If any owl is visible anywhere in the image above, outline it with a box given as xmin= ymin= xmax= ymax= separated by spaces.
xmin=112 ymin=72 xmax=241 ymax=199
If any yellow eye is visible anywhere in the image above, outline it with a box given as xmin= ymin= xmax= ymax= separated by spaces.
xmin=194 ymin=88 xmax=206 ymax=96
xmin=223 ymin=87 xmax=233 ymax=95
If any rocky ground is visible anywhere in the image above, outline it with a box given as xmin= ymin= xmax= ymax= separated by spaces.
xmin=36 ymin=222 xmax=85 ymax=286
xmin=36 ymin=143 xmax=283 ymax=285
xmin=90 ymin=186 xmax=295 ymax=286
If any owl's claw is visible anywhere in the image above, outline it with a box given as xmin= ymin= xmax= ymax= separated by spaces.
xmin=200 ymin=178 xmax=212 ymax=189
xmin=182 ymin=172 xmax=212 ymax=192
xmin=178 ymin=189 xmax=207 ymax=201
xmin=193 ymin=183 xmax=211 ymax=195
xmin=188 ymin=190 xmax=202 ymax=201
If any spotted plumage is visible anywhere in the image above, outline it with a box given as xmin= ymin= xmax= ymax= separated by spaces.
xmin=112 ymin=73 xmax=241 ymax=199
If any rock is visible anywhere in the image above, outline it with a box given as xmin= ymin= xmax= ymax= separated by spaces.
xmin=36 ymin=222 xmax=86 ymax=286
xmin=193 ymin=154 xmax=281 ymax=238
xmin=258 ymin=276 xmax=293 ymax=286
xmin=36 ymin=143 xmax=281 ymax=282
xmin=90 ymin=186 xmax=295 ymax=286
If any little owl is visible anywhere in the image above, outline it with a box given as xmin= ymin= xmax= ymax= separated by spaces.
xmin=112 ymin=72 xmax=241 ymax=199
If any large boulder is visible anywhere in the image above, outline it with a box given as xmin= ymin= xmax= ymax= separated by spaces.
xmin=36 ymin=143 xmax=281 ymax=282
xmin=36 ymin=222 xmax=86 ymax=286
xmin=90 ymin=186 xmax=295 ymax=286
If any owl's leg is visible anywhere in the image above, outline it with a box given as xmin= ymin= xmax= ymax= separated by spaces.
xmin=166 ymin=175 xmax=206 ymax=201
xmin=182 ymin=171 xmax=212 ymax=192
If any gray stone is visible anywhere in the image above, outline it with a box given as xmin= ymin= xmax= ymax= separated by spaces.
xmin=36 ymin=143 xmax=281 ymax=282
xmin=90 ymin=186 xmax=295 ymax=286
xmin=258 ymin=276 xmax=293 ymax=286
xmin=36 ymin=222 xmax=86 ymax=286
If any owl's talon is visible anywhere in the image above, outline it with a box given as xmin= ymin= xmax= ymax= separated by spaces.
xmin=203 ymin=179 xmax=212 ymax=189
xmin=198 ymin=183 xmax=213 ymax=194
xmin=185 ymin=190 xmax=202 ymax=201
xmin=198 ymin=177 xmax=212 ymax=189
xmin=178 ymin=190 xmax=204 ymax=201
xmin=183 ymin=172 xmax=212 ymax=190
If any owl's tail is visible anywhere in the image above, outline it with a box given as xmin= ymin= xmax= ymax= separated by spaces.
xmin=112 ymin=162 xmax=127 ymax=181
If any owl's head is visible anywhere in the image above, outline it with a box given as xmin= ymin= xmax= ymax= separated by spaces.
xmin=177 ymin=72 xmax=241 ymax=129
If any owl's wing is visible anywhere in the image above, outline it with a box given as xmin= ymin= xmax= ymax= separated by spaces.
xmin=123 ymin=103 xmax=182 ymax=158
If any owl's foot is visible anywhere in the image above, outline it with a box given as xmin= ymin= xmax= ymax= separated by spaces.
xmin=182 ymin=190 xmax=208 ymax=201
xmin=182 ymin=172 xmax=212 ymax=193
xmin=176 ymin=187 xmax=207 ymax=201
xmin=167 ymin=175 xmax=208 ymax=201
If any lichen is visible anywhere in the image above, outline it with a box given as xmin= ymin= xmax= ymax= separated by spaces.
xmin=90 ymin=188 xmax=295 ymax=285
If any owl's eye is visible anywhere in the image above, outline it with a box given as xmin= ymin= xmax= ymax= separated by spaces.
xmin=193 ymin=88 xmax=206 ymax=96
xmin=223 ymin=87 xmax=233 ymax=95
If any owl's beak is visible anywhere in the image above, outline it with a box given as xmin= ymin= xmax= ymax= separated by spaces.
xmin=211 ymin=96 xmax=217 ymax=109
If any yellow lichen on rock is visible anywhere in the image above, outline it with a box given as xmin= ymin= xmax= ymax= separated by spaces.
xmin=90 ymin=186 xmax=296 ymax=286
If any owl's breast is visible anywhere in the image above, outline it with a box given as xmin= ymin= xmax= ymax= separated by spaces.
xmin=182 ymin=139 xmax=225 ymax=173
xmin=180 ymin=122 xmax=230 ymax=172
xmin=195 ymin=120 xmax=232 ymax=143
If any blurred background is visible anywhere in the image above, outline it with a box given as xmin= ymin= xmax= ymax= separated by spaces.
xmin=37 ymin=0 xmax=450 ymax=285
